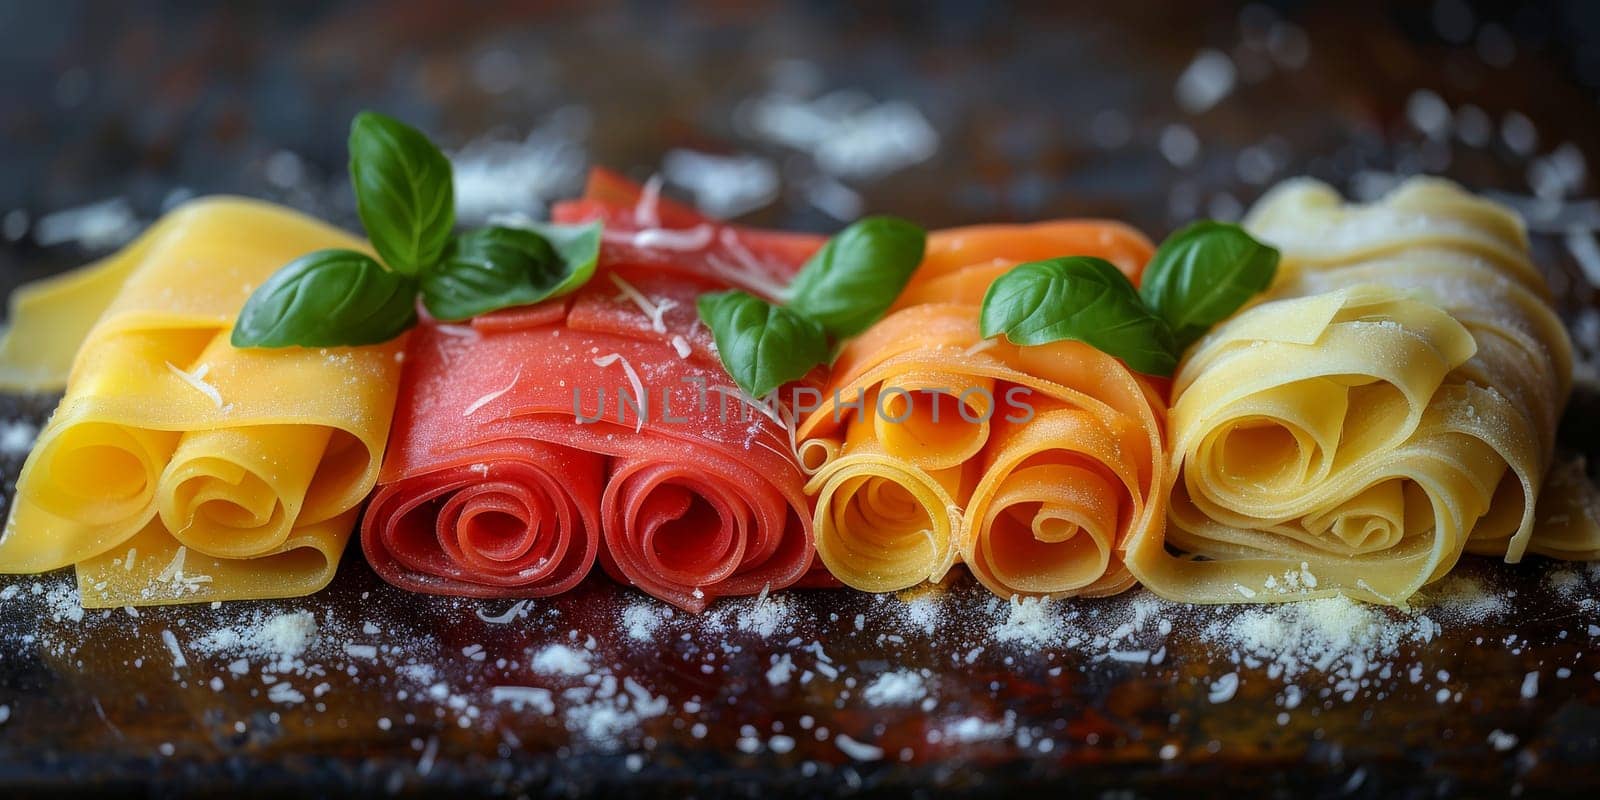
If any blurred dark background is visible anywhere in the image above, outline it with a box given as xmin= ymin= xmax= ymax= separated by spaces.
xmin=1 ymin=0 xmax=1598 ymax=306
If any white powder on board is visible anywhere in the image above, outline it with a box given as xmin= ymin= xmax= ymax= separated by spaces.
xmin=1212 ymin=596 xmax=1424 ymax=682
xmin=192 ymin=611 xmax=318 ymax=666
xmin=862 ymin=669 xmax=928 ymax=707
xmin=991 ymin=596 xmax=1067 ymax=646
xmin=1520 ymin=671 xmax=1540 ymax=699
xmin=731 ymin=589 xmax=793 ymax=638
xmin=622 ymin=601 xmax=666 ymax=641
xmin=766 ymin=654 xmax=796 ymax=686
xmin=1419 ymin=575 xmax=1508 ymax=621
xmin=44 ymin=581 xmax=85 ymax=623
xmin=490 ymin=686 xmax=555 ymax=715
xmin=939 ymin=715 xmax=1013 ymax=743
xmin=1544 ymin=568 xmax=1589 ymax=599
xmin=531 ymin=644 xmax=592 ymax=677
xmin=894 ymin=592 xmax=943 ymax=636
xmin=0 ymin=552 xmax=1583 ymax=764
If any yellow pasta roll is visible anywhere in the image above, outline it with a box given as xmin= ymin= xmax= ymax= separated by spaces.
xmin=798 ymin=222 xmax=1166 ymax=598
xmin=1125 ymin=177 xmax=1596 ymax=606
xmin=0 ymin=198 xmax=403 ymax=606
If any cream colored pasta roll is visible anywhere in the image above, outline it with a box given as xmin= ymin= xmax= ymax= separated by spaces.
xmin=1126 ymin=177 xmax=1595 ymax=606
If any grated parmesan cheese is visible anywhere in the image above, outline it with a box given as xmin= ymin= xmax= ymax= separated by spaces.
xmin=161 ymin=629 xmax=187 ymax=669
xmin=593 ymin=353 xmax=647 ymax=432
xmin=462 ymin=369 xmax=521 ymax=417
xmin=165 ymin=362 xmax=223 ymax=408
xmin=625 ymin=225 xmax=715 ymax=251
xmin=153 ymin=546 xmax=213 ymax=595
xmin=961 ymin=337 xmax=998 ymax=358
xmin=634 ymin=175 xmax=664 ymax=228
xmin=609 ymin=273 xmax=677 ymax=333
xmin=476 ymin=600 xmax=531 ymax=624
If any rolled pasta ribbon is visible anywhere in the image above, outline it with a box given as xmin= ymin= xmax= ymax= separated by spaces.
xmin=1126 ymin=177 xmax=1596 ymax=606
xmin=363 ymin=272 xmax=815 ymax=611
xmin=363 ymin=356 xmax=606 ymax=600
xmin=806 ymin=387 xmax=972 ymax=592
xmin=800 ymin=222 xmax=1166 ymax=597
xmin=964 ymin=394 xmax=1148 ymax=599
xmin=0 ymin=198 xmax=403 ymax=606
xmin=363 ymin=171 xmax=824 ymax=610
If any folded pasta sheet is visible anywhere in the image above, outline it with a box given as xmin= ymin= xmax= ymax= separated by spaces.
xmin=798 ymin=222 xmax=1167 ymax=598
xmin=0 ymin=199 xmax=404 ymax=606
xmin=1126 ymin=177 xmax=1595 ymax=606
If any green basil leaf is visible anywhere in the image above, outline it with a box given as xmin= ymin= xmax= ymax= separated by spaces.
xmin=348 ymin=111 xmax=455 ymax=275
xmin=1138 ymin=220 xmax=1279 ymax=352
xmin=232 ymin=249 xmax=417 ymax=348
xmin=784 ymin=215 xmax=926 ymax=338
xmin=697 ymin=289 xmax=831 ymax=398
xmin=506 ymin=219 xmax=603 ymax=297
xmin=420 ymin=227 xmax=551 ymax=321
xmin=980 ymin=256 xmax=1177 ymax=376
xmin=420 ymin=222 xmax=602 ymax=322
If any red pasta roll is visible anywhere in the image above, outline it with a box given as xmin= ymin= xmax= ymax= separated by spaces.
xmin=362 ymin=171 xmax=826 ymax=610
xmin=361 ymin=301 xmax=602 ymax=599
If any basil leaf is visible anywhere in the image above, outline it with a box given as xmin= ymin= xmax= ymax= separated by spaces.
xmin=418 ymin=227 xmax=546 ymax=321
xmin=232 ymin=249 xmax=417 ymax=348
xmin=348 ymin=111 xmax=455 ymax=275
xmin=980 ymin=256 xmax=1177 ymax=376
xmin=1139 ymin=220 xmax=1279 ymax=352
xmin=421 ymin=222 xmax=602 ymax=322
xmin=697 ymin=289 xmax=831 ymax=397
xmin=502 ymin=219 xmax=603 ymax=297
xmin=784 ymin=216 xmax=926 ymax=338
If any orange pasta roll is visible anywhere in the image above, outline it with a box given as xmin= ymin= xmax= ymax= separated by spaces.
xmin=797 ymin=221 xmax=1167 ymax=598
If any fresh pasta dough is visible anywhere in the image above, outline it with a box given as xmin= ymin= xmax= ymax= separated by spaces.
xmin=1125 ymin=177 xmax=1597 ymax=606
xmin=361 ymin=171 xmax=824 ymax=611
xmin=798 ymin=222 xmax=1167 ymax=598
xmin=0 ymin=198 xmax=404 ymax=606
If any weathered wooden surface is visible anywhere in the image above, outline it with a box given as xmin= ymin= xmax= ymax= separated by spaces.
xmin=2 ymin=1 xmax=1600 ymax=796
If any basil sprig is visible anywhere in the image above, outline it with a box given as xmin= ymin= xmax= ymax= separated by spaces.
xmin=1138 ymin=221 xmax=1279 ymax=352
xmin=981 ymin=257 xmax=1178 ymax=376
xmin=978 ymin=222 xmax=1278 ymax=376
xmin=234 ymin=112 xmax=601 ymax=348
xmin=697 ymin=216 xmax=925 ymax=397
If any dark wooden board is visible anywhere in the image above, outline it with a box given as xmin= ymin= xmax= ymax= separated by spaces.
xmin=2 ymin=1 xmax=1600 ymax=796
